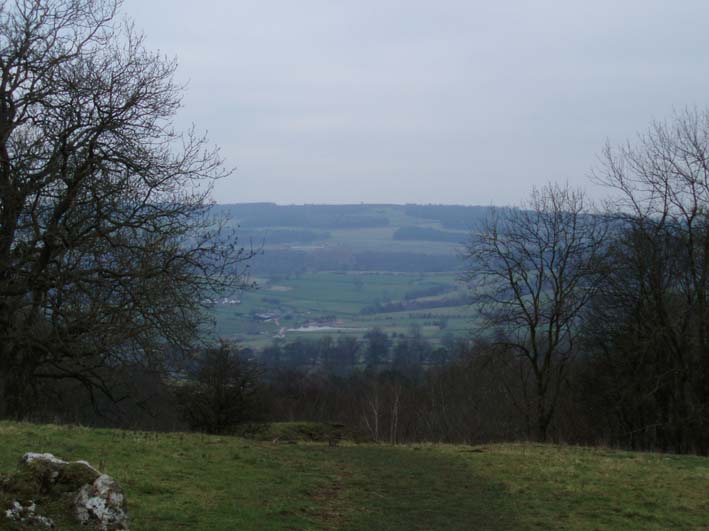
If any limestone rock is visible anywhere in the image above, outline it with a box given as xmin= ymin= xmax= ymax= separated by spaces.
xmin=1 ymin=453 xmax=129 ymax=530
xmin=4 ymin=499 xmax=55 ymax=528
xmin=16 ymin=452 xmax=101 ymax=495
xmin=74 ymin=474 xmax=129 ymax=530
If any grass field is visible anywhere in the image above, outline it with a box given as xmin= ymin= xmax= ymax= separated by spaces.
xmin=213 ymin=272 xmax=473 ymax=349
xmin=1 ymin=422 xmax=707 ymax=530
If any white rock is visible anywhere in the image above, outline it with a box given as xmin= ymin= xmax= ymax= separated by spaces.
xmin=4 ymin=499 xmax=55 ymax=528
xmin=74 ymin=474 xmax=129 ymax=530
xmin=21 ymin=453 xmax=67 ymax=465
xmin=4 ymin=453 xmax=127 ymax=529
xmin=32 ymin=514 xmax=56 ymax=528
xmin=21 ymin=453 xmax=101 ymax=475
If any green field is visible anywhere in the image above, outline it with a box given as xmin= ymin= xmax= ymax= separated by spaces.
xmin=1 ymin=422 xmax=707 ymax=530
xmin=207 ymin=204 xmax=486 ymax=348
xmin=213 ymin=271 xmax=473 ymax=348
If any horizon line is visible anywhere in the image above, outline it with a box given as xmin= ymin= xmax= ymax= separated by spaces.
xmin=213 ymin=201 xmax=494 ymax=208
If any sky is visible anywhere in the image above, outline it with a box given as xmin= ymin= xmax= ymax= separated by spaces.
xmin=122 ymin=0 xmax=709 ymax=206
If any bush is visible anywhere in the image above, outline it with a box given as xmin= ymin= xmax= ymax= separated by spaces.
xmin=175 ymin=343 xmax=263 ymax=434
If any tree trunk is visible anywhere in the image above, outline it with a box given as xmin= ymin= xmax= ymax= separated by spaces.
xmin=1 ymin=362 xmax=36 ymax=420
xmin=536 ymin=383 xmax=548 ymax=442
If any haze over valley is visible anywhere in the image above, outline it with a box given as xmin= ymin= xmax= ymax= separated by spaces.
xmin=212 ymin=203 xmax=485 ymax=349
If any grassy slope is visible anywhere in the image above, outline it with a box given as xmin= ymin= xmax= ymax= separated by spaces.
xmin=1 ymin=422 xmax=707 ymax=530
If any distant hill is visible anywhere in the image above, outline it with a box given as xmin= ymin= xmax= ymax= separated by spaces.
xmin=213 ymin=203 xmax=489 ymax=274
xmin=213 ymin=203 xmax=392 ymax=229
xmin=393 ymin=226 xmax=469 ymax=244
xmin=238 ymin=229 xmax=331 ymax=245
xmin=403 ymin=204 xmax=491 ymax=230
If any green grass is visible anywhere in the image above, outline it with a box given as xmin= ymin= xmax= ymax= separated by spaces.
xmin=1 ymin=422 xmax=708 ymax=530
xmin=213 ymin=271 xmax=472 ymax=348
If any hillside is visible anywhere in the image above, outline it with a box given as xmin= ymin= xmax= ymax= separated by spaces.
xmin=1 ymin=422 xmax=707 ymax=530
xmin=215 ymin=203 xmax=489 ymax=273
xmin=211 ymin=204 xmax=487 ymax=348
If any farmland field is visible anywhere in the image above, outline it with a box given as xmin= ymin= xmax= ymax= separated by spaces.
xmin=208 ymin=204 xmax=486 ymax=348
xmin=212 ymin=271 xmax=473 ymax=348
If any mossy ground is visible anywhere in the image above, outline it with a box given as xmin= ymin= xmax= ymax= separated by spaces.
xmin=0 ymin=422 xmax=707 ymax=530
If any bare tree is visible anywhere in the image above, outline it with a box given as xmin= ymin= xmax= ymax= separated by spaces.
xmin=463 ymin=183 xmax=608 ymax=441
xmin=0 ymin=0 xmax=248 ymax=418
xmin=587 ymin=108 xmax=709 ymax=453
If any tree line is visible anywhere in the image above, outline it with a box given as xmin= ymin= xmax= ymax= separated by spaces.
xmin=462 ymin=110 xmax=709 ymax=454
xmin=258 ymin=328 xmax=456 ymax=374
xmin=247 ymin=248 xmax=460 ymax=275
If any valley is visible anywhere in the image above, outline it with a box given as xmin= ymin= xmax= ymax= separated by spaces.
xmin=211 ymin=204 xmax=486 ymax=348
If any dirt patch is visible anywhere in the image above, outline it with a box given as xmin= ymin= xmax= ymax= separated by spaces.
xmin=309 ymin=469 xmax=353 ymax=529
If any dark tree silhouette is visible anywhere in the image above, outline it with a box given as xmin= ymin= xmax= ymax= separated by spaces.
xmin=0 ymin=0 xmax=248 ymax=417
xmin=364 ymin=327 xmax=391 ymax=369
xmin=463 ymin=183 xmax=608 ymax=441
xmin=176 ymin=343 xmax=262 ymax=434
xmin=584 ymin=108 xmax=709 ymax=453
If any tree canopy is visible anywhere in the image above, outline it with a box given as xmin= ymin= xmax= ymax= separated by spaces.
xmin=0 ymin=0 xmax=247 ymax=417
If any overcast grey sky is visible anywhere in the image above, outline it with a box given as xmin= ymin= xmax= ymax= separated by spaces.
xmin=123 ymin=0 xmax=709 ymax=206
